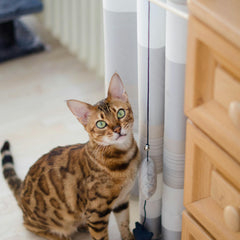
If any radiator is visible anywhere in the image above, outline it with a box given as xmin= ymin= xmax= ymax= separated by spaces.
xmin=41 ymin=0 xmax=105 ymax=78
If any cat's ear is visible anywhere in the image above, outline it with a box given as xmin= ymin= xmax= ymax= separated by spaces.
xmin=107 ymin=73 xmax=128 ymax=102
xmin=66 ymin=100 xmax=92 ymax=126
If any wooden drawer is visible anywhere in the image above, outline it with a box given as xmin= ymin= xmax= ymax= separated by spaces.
xmin=184 ymin=121 xmax=240 ymax=240
xmin=184 ymin=17 xmax=240 ymax=163
xmin=182 ymin=211 xmax=214 ymax=240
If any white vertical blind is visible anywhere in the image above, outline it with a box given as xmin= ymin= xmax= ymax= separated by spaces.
xmin=44 ymin=0 xmax=53 ymax=30
xmin=61 ymin=0 xmax=71 ymax=46
xmin=70 ymin=0 xmax=79 ymax=53
xmin=41 ymin=0 xmax=105 ymax=78
xmin=88 ymin=0 xmax=99 ymax=70
xmin=52 ymin=0 xmax=61 ymax=38
xmin=97 ymin=3 xmax=105 ymax=78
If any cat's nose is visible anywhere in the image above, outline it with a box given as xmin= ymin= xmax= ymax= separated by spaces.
xmin=113 ymin=126 xmax=121 ymax=134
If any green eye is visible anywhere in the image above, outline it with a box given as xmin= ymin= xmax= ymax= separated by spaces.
xmin=96 ymin=120 xmax=107 ymax=129
xmin=117 ymin=109 xmax=125 ymax=119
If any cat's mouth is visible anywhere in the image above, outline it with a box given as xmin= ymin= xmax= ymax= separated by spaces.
xmin=115 ymin=133 xmax=127 ymax=141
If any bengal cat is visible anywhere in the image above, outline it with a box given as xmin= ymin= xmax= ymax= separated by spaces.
xmin=1 ymin=73 xmax=140 ymax=240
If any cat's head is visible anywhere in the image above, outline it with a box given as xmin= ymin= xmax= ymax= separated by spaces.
xmin=67 ymin=73 xmax=134 ymax=146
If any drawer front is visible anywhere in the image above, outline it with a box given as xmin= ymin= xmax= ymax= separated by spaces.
xmin=184 ymin=121 xmax=240 ymax=240
xmin=182 ymin=211 xmax=214 ymax=240
xmin=184 ymin=16 xmax=240 ymax=163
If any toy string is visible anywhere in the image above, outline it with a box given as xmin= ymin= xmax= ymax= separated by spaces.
xmin=146 ymin=0 xmax=150 ymax=152
xmin=143 ymin=0 xmax=151 ymax=228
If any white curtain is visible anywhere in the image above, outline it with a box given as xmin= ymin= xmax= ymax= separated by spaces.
xmin=103 ymin=0 xmax=139 ymax=132
xmin=104 ymin=0 xmax=188 ymax=239
xmin=162 ymin=1 xmax=188 ymax=239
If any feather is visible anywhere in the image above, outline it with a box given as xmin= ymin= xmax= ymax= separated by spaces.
xmin=139 ymin=157 xmax=157 ymax=200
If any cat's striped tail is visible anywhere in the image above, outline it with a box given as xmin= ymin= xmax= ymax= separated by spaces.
xmin=1 ymin=141 xmax=22 ymax=203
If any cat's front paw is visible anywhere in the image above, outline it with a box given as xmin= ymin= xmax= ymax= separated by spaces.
xmin=129 ymin=232 xmax=135 ymax=240
xmin=122 ymin=231 xmax=134 ymax=240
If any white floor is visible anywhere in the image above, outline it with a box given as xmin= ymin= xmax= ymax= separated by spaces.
xmin=0 ymin=16 xmax=139 ymax=240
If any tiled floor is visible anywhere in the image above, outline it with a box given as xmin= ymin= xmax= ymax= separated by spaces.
xmin=0 ymin=16 xmax=139 ymax=240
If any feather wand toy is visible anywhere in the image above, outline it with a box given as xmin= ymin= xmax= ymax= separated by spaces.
xmin=133 ymin=1 xmax=157 ymax=239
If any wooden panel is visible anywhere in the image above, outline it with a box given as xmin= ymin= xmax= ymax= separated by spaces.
xmin=188 ymin=101 xmax=240 ymax=163
xmin=185 ymin=17 xmax=240 ymax=111
xmin=184 ymin=17 xmax=240 ymax=163
xmin=185 ymin=2 xmax=240 ymax=240
xmin=184 ymin=121 xmax=240 ymax=240
xmin=184 ymin=121 xmax=240 ymax=205
xmin=211 ymin=170 xmax=240 ymax=209
xmin=182 ymin=211 xmax=214 ymax=240
xmin=214 ymin=66 xmax=240 ymax=109
xmin=187 ymin=198 xmax=240 ymax=240
xmin=184 ymin=18 xmax=216 ymax=112
xmin=188 ymin=0 xmax=240 ymax=49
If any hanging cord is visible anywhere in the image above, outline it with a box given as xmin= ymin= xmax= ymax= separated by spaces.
xmin=142 ymin=0 xmax=151 ymax=227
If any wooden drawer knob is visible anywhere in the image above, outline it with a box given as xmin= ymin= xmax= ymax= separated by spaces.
xmin=224 ymin=205 xmax=240 ymax=232
xmin=229 ymin=101 xmax=240 ymax=129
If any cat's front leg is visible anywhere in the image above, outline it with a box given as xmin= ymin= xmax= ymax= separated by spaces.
xmin=113 ymin=200 xmax=134 ymax=240
xmin=86 ymin=208 xmax=111 ymax=240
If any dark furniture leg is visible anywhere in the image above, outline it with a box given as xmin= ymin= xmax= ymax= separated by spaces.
xmin=0 ymin=19 xmax=45 ymax=63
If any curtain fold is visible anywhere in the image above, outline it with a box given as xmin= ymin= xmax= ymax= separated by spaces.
xmin=162 ymin=0 xmax=188 ymax=239
xmin=137 ymin=1 xmax=166 ymax=239
xmin=78 ymin=0 xmax=89 ymax=63
xmin=87 ymin=0 xmax=101 ymax=70
xmin=103 ymin=0 xmax=138 ymax=131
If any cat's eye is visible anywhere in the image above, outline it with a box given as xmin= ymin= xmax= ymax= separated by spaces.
xmin=117 ymin=109 xmax=125 ymax=119
xmin=96 ymin=120 xmax=107 ymax=129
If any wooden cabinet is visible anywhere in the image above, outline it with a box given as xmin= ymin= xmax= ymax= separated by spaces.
xmin=182 ymin=0 xmax=240 ymax=239
xmin=184 ymin=122 xmax=240 ymax=240
xmin=182 ymin=211 xmax=214 ymax=240
xmin=184 ymin=16 xmax=240 ymax=162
